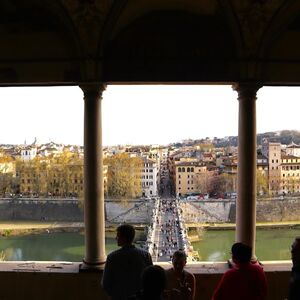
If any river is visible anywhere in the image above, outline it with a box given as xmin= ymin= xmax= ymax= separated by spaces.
xmin=0 ymin=228 xmax=298 ymax=261
xmin=191 ymin=227 xmax=299 ymax=261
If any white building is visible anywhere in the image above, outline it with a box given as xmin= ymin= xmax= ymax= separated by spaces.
xmin=141 ymin=158 xmax=158 ymax=197
xmin=20 ymin=146 xmax=37 ymax=161
xmin=286 ymin=142 xmax=300 ymax=157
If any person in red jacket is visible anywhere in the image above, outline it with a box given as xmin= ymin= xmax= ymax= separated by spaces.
xmin=211 ymin=243 xmax=267 ymax=300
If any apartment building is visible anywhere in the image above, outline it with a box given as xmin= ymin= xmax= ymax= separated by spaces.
xmin=281 ymin=155 xmax=300 ymax=194
xmin=17 ymin=155 xmax=108 ymax=197
xmin=141 ymin=158 xmax=158 ymax=197
xmin=175 ymin=161 xmax=208 ymax=196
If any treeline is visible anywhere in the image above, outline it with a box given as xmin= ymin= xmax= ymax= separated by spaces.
xmin=0 ymin=151 xmax=144 ymax=200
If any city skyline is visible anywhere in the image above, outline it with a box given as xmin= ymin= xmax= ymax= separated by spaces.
xmin=0 ymin=85 xmax=300 ymax=146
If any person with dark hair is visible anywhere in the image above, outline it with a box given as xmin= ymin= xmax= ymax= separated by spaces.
xmin=102 ymin=224 xmax=153 ymax=300
xmin=288 ymin=236 xmax=300 ymax=300
xmin=165 ymin=250 xmax=196 ymax=300
xmin=142 ymin=265 xmax=166 ymax=300
xmin=211 ymin=243 xmax=267 ymax=300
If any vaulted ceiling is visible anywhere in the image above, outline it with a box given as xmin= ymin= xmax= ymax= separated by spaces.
xmin=1 ymin=0 xmax=300 ymax=85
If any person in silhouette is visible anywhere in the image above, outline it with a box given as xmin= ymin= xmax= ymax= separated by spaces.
xmin=211 ymin=242 xmax=267 ymax=300
xmin=135 ymin=265 xmax=166 ymax=300
xmin=288 ymin=236 xmax=300 ymax=300
xmin=165 ymin=250 xmax=196 ymax=300
xmin=102 ymin=224 xmax=153 ymax=300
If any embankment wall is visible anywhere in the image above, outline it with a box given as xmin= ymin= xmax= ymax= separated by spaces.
xmin=0 ymin=197 xmax=299 ymax=223
xmin=0 ymin=198 xmax=153 ymax=223
xmin=180 ymin=197 xmax=300 ymax=223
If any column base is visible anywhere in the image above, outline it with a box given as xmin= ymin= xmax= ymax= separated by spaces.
xmin=79 ymin=259 xmax=106 ymax=272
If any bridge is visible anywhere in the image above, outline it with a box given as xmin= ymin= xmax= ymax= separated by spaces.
xmin=146 ymin=197 xmax=194 ymax=262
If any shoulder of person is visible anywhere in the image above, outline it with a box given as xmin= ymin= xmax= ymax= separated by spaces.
xmin=106 ymin=248 xmax=123 ymax=259
xmin=250 ymin=262 xmax=266 ymax=273
xmin=184 ymin=270 xmax=195 ymax=280
xmin=165 ymin=268 xmax=174 ymax=276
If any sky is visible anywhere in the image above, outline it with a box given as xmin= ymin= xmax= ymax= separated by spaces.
xmin=0 ymin=85 xmax=299 ymax=146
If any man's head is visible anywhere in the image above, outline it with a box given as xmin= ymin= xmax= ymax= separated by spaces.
xmin=231 ymin=242 xmax=252 ymax=264
xmin=116 ymin=224 xmax=135 ymax=247
xmin=172 ymin=250 xmax=187 ymax=273
xmin=142 ymin=265 xmax=166 ymax=297
xmin=291 ymin=236 xmax=300 ymax=265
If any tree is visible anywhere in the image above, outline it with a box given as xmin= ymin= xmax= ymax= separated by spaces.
xmin=256 ymin=170 xmax=269 ymax=196
xmin=214 ymin=173 xmax=237 ymax=194
xmin=195 ymin=172 xmax=210 ymax=194
xmin=0 ymin=173 xmax=13 ymax=196
xmin=105 ymin=153 xmax=142 ymax=199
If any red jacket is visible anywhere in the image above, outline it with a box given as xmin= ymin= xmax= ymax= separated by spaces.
xmin=211 ymin=262 xmax=267 ymax=300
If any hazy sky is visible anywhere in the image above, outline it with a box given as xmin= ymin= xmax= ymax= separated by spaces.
xmin=0 ymin=85 xmax=299 ymax=146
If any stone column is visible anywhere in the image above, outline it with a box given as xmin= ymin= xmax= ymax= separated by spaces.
xmin=233 ymin=83 xmax=261 ymax=259
xmin=80 ymin=84 xmax=106 ymax=269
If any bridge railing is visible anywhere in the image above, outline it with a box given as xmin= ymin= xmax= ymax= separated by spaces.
xmin=145 ymin=198 xmax=160 ymax=257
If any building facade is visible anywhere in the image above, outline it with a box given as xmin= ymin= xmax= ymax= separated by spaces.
xmin=141 ymin=158 xmax=158 ymax=197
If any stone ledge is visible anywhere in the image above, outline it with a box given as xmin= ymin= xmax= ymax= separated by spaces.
xmin=0 ymin=260 xmax=291 ymax=274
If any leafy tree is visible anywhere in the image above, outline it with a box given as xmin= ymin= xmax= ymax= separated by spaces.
xmin=105 ymin=153 xmax=142 ymax=199
xmin=215 ymin=173 xmax=237 ymax=193
xmin=256 ymin=170 xmax=269 ymax=196
xmin=195 ymin=172 xmax=210 ymax=193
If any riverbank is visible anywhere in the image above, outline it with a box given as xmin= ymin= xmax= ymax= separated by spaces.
xmin=1 ymin=220 xmax=300 ymax=237
xmin=0 ymin=221 xmax=84 ymax=236
xmin=0 ymin=221 xmax=148 ymax=236
xmin=186 ymin=220 xmax=300 ymax=230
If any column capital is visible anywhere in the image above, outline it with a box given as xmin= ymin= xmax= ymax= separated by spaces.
xmin=80 ymin=84 xmax=107 ymax=100
xmin=232 ymin=83 xmax=262 ymax=101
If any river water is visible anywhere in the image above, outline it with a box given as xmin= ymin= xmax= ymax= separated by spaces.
xmin=0 ymin=228 xmax=298 ymax=261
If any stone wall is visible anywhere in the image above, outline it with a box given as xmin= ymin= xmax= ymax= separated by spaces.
xmin=0 ymin=199 xmax=83 ymax=221
xmin=0 ymin=198 xmax=153 ymax=223
xmin=0 ymin=197 xmax=300 ymax=223
xmin=0 ymin=261 xmax=292 ymax=300
xmin=105 ymin=199 xmax=154 ymax=224
xmin=180 ymin=197 xmax=300 ymax=223
xmin=256 ymin=198 xmax=300 ymax=222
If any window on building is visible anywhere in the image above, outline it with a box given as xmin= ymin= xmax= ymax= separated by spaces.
xmin=178 ymin=167 xmax=181 ymax=172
